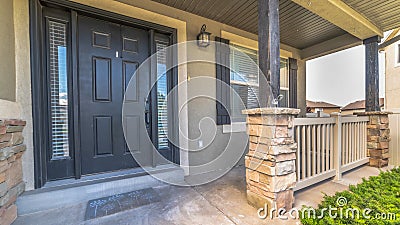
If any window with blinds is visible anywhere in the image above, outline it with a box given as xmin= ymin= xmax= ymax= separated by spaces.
xmin=397 ymin=44 xmax=400 ymax=65
xmin=280 ymin=58 xmax=289 ymax=108
xmin=48 ymin=20 xmax=70 ymax=159
xmin=156 ymin=41 xmax=169 ymax=149
xmin=230 ymin=44 xmax=289 ymax=121
xmin=230 ymin=45 xmax=259 ymax=122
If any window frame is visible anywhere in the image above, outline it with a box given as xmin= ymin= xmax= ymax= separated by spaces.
xmin=228 ymin=43 xmax=290 ymax=121
xmin=45 ymin=17 xmax=72 ymax=160
xmin=30 ymin=0 xmax=179 ymax=188
xmin=279 ymin=58 xmax=290 ymax=108
xmin=395 ymin=43 xmax=400 ymax=67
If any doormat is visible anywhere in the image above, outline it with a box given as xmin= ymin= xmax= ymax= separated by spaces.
xmin=84 ymin=188 xmax=161 ymax=220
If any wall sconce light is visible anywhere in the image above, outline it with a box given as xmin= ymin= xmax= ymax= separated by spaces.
xmin=197 ymin=24 xmax=211 ymax=47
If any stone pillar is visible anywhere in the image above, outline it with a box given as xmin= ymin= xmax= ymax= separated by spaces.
xmin=355 ymin=112 xmax=391 ymax=168
xmin=242 ymin=108 xmax=300 ymax=210
xmin=0 ymin=119 xmax=26 ymax=225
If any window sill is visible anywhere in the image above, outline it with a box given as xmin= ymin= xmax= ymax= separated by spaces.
xmin=222 ymin=122 xmax=246 ymax=133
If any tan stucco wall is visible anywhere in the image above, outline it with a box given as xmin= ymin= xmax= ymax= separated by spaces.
xmin=385 ymin=40 xmax=400 ymax=110
xmin=114 ymin=0 xmax=306 ymax=170
xmin=0 ymin=0 xmax=17 ymax=101
xmin=3 ymin=0 xmax=307 ymax=189
xmin=14 ymin=0 xmax=34 ymax=191
xmin=0 ymin=0 xmax=33 ymax=190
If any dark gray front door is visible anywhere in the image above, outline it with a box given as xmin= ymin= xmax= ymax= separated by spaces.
xmin=78 ymin=15 xmax=152 ymax=175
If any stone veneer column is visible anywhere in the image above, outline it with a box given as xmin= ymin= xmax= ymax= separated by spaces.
xmin=0 ymin=119 xmax=26 ymax=225
xmin=356 ymin=112 xmax=392 ymax=168
xmin=242 ymin=108 xmax=300 ymax=210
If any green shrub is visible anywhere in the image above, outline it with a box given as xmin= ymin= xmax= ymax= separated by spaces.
xmin=300 ymin=167 xmax=400 ymax=225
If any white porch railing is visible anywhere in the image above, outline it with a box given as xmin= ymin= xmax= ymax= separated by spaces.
xmin=293 ymin=115 xmax=369 ymax=191
xmin=340 ymin=117 xmax=369 ymax=173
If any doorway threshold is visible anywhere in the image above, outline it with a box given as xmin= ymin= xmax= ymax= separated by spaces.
xmin=17 ymin=164 xmax=184 ymax=216
xmin=43 ymin=167 xmax=147 ymax=191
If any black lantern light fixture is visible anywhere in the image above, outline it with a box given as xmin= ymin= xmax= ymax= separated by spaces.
xmin=197 ymin=24 xmax=211 ymax=47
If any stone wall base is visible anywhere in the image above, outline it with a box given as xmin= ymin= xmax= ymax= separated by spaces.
xmin=243 ymin=108 xmax=300 ymax=211
xmin=0 ymin=119 xmax=26 ymax=225
xmin=355 ymin=112 xmax=391 ymax=168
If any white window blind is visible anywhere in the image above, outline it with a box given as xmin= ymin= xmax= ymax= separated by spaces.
xmin=49 ymin=20 xmax=69 ymax=159
xmin=280 ymin=58 xmax=289 ymax=107
xmin=280 ymin=59 xmax=289 ymax=89
xmin=230 ymin=44 xmax=290 ymax=121
xmin=230 ymin=45 xmax=259 ymax=121
xmin=156 ymin=41 xmax=169 ymax=149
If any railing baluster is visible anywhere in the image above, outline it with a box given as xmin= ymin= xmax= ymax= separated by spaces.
xmin=357 ymin=122 xmax=360 ymax=160
xmin=364 ymin=122 xmax=367 ymax=158
xmin=333 ymin=115 xmax=341 ymax=180
xmin=317 ymin=125 xmax=321 ymax=174
xmin=307 ymin=125 xmax=311 ymax=178
xmin=352 ymin=123 xmax=355 ymax=162
xmin=359 ymin=122 xmax=362 ymax=160
xmin=360 ymin=122 xmax=362 ymax=158
xmin=325 ymin=124 xmax=332 ymax=170
xmin=343 ymin=123 xmax=346 ymax=165
xmin=330 ymin=123 xmax=334 ymax=171
xmin=354 ymin=123 xmax=357 ymax=161
xmin=312 ymin=125 xmax=316 ymax=176
xmin=351 ymin=123 xmax=354 ymax=163
xmin=348 ymin=123 xmax=351 ymax=163
xmin=362 ymin=122 xmax=365 ymax=158
xmin=355 ymin=123 xmax=358 ymax=161
xmin=361 ymin=122 xmax=364 ymax=158
xmin=348 ymin=123 xmax=350 ymax=163
xmin=346 ymin=123 xmax=348 ymax=164
xmin=321 ymin=124 xmax=326 ymax=172
xmin=350 ymin=123 xmax=353 ymax=163
xmin=296 ymin=126 xmax=300 ymax=181
xmin=302 ymin=125 xmax=306 ymax=179
xmin=342 ymin=123 xmax=346 ymax=165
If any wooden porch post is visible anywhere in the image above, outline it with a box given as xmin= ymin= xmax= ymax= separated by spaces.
xmin=269 ymin=0 xmax=280 ymax=101
xmin=257 ymin=0 xmax=270 ymax=107
xmin=258 ymin=0 xmax=280 ymax=107
xmin=364 ymin=36 xmax=380 ymax=112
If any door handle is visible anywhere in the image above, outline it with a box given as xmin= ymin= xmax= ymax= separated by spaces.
xmin=145 ymin=98 xmax=150 ymax=126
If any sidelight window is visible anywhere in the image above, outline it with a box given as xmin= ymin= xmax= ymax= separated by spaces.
xmin=48 ymin=20 xmax=70 ymax=159
xmin=156 ymin=40 xmax=169 ymax=150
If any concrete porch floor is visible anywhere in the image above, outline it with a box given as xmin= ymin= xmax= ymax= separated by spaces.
xmin=13 ymin=165 xmax=390 ymax=225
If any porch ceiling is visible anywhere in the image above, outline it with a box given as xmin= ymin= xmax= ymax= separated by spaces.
xmin=146 ymin=0 xmax=400 ymax=53
xmin=343 ymin=0 xmax=400 ymax=32
xmin=150 ymin=0 xmax=347 ymax=50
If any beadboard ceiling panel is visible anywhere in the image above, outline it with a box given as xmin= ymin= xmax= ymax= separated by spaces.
xmin=343 ymin=0 xmax=400 ymax=32
xmin=149 ymin=0 xmax=347 ymax=49
xmin=119 ymin=0 xmax=400 ymax=50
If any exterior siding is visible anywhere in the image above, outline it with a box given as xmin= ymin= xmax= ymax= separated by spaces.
xmin=385 ymin=39 xmax=400 ymax=110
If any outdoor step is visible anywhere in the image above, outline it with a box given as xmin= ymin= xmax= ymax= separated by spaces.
xmin=16 ymin=164 xmax=185 ymax=216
